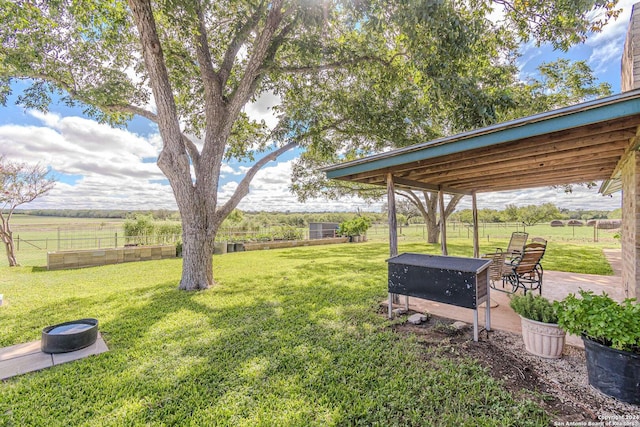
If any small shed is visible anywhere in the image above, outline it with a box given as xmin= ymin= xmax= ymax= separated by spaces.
xmin=309 ymin=222 xmax=339 ymax=239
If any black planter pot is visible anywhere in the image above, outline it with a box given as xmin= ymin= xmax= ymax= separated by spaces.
xmin=41 ymin=318 xmax=99 ymax=354
xmin=583 ymin=336 xmax=640 ymax=405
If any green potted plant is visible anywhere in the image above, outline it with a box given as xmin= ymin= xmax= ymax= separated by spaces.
xmin=555 ymin=290 xmax=640 ymax=404
xmin=510 ymin=293 xmax=565 ymax=359
xmin=338 ymin=217 xmax=372 ymax=242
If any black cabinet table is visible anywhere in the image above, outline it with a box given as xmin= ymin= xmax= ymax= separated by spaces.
xmin=387 ymin=253 xmax=492 ymax=341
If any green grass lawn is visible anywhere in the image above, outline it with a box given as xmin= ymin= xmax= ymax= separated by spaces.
xmin=0 ymin=243 xmax=553 ymax=426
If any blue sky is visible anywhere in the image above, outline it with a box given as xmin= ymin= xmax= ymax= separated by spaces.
xmin=0 ymin=1 xmax=636 ymax=212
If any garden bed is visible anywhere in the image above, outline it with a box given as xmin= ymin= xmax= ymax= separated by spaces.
xmin=392 ymin=313 xmax=638 ymax=423
xmin=47 ymin=245 xmax=175 ymax=270
xmin=243 ymin=236 xmax=349 ymax=251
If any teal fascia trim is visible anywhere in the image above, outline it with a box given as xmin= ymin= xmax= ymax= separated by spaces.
xmin=326 ymin=97 xmax=640 ymax=180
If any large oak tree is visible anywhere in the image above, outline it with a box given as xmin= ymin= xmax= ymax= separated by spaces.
xmin=0 ymin=0 xmax=619 ymax=289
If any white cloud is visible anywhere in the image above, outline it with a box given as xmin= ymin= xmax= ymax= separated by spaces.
xmin=0 ymin=112 xmax=173 ymax=209
xmin=585 ymin=0 xmax=637 ymax=75
xmin=245 ymin=91 xmax=281 ymax=129
xmin=589 ymin=39 xmax=624 ymax=74
xmin=230 ymin=160 xmax=383 ymax=212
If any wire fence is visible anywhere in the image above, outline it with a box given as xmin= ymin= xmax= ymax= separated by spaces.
xmin=13 ymin=233 xmax=182 ymax=252
xmin=4 ymin=220 xmax=618 ymax=268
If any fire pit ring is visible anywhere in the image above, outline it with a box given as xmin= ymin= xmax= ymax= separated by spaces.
xmin=41 ymin=318 xmax=98 ymax=354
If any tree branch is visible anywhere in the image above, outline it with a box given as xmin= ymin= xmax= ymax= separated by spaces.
xmin=193 ymin=0 xmax=223 ymax=108
xmin=104 ymin=103 xmax=158 ymax=123
xmin=276 ymin=55 xmax=396 ymax=74
xmin=397 ymin=190 xmax=429 ymax=220
xmin=219 ymin=1 xmax=267 ymax=87
xmin=215 ymin=140 xmax=297 ymax=223
xmin=226 ymin=0 xmax=285 ymax=123
xmin=444 ymin=194 xmax=463 ymax=217
xmin=128 ymin=0 xmax=193 ymax=192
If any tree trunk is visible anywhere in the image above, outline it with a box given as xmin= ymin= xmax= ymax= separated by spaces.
xmin=426 ymin=218 xmax=440 ymax=244
xmin=1 ymin=232 xmax=18 ymax=267
xmin=179 ymin=219 xmax=214 ymax=290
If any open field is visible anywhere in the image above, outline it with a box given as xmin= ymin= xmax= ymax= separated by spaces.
xmin=1 ymin=215 xmax=619 ymax=272
xmin=0 ymin=242 xmax=556 ymax=426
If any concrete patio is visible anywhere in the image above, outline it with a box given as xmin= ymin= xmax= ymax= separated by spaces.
xmin=386 ymin=249 xmax=625 ymax=348
xmin=0 ymin=334 xmax=109 ymax=380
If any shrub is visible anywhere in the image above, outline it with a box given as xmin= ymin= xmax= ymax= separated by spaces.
xmin=338 ymin=216 xmax=372 ymax=237
xmin=510 ymin=293 xmax=558 ymax=324
xmin=273 ymin=225 xmax=303 ymax=241
xmin=554 ymin=290 xmax=640 ymax=354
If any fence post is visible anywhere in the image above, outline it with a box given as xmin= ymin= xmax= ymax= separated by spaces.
xmin=115 ymin=232 xmax=118 ymax=248
xmin=17 ymin=235 xmax=19 ymax=251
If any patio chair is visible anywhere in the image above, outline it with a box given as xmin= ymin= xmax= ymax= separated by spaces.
xmin=482 ymin=248 xmax=507 ymax=288
xmin=501 ymin=241 xmax=547 ymax=295
xmin=505 ymin=231 xmax=528 ymax=259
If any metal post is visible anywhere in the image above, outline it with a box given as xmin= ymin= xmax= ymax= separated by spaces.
xmin=486 ymin=281 xmax=491 ymax=332
xmin=473 ymin=309 xmax=479 ymax=342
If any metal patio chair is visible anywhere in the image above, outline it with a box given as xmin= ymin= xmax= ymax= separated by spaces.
xmin=482 ymin=248 xmax=507 ymax=289
xmin=505 ymin=231 xmax=528 ymax=260
xmin=501 ymin=240 xmax=547 ymax=295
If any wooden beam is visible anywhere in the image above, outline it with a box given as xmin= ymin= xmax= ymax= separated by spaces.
xmin=387 ymin=173 xmax=399 ymax=316
xmin=472 ymin=192 xmax=479 ymax=258
xmin=439 ymin=188 xmax=447 ymax=256
xmin=393 ymin=177 xmax=472 ymax=196
xmin=340 ymin=120 xmax=639 ymax=183
xmin=446 ymin=161 xmax=619 ymax=189
xmin=603 ymin=125 xmax=640 ymax=186
xmin=387 ymin=173 xmax=398 ymax=258
xmin=403 ymin=137 xmax=630 ymax=183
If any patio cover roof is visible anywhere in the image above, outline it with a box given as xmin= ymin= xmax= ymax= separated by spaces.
xmin=324 ymin=89 xmax=640 ymax=196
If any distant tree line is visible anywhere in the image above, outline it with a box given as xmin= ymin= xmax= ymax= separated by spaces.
xmin=449 ymin=204 xmax=620 ymax=227
xmin=17 ymin=205 xmax=619 ymax=227
xmin=17 ymin=209 xmax=181 ymax=220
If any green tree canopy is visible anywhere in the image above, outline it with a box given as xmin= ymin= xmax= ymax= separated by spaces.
xmin=0 ymin=0 xmax=620 ymax=289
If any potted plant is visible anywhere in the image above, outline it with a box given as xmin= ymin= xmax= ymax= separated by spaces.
xmin=555 ymin=290 xmax=640 ymax=404
xmin=338 ymin=217 xmax=372 ymax=242
xmin=510 ymin=293 xmax=565 ymax=359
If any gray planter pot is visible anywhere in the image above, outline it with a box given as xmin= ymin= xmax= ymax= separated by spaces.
xmin=583 ymin=336 xmax=640 ymax=404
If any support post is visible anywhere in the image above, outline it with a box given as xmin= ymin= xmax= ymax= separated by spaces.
xmin=473 ymin=310 xmax=479 ymax=342
xmin=387 ymin=173 xmax=398 ymax=258
xmin=472 ymin=192 xmax=479 ymax=258
xmin=387 ymin=173 xmax=399 ymax=316
xmin=438 ymin=188 xmax=448 ymax=255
